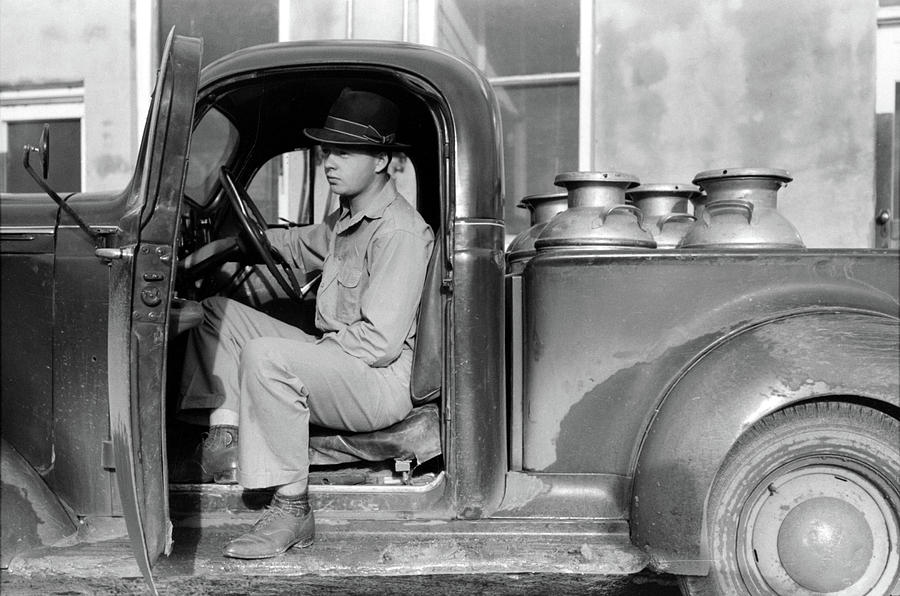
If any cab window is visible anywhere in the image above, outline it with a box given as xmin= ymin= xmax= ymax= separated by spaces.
xmin=248 ymin=148 xmax=418 ymax=226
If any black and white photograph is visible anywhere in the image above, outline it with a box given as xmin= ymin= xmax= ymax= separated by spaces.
xmin=1 ymin=1 xmax=898 ymax=594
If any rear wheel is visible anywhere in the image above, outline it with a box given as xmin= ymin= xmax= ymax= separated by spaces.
xmin=681 ymin=402 xmax=900 ymax=596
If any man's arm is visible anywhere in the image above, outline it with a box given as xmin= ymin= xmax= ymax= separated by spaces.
xmin=265 ymin=220 xmax=332 ymax=275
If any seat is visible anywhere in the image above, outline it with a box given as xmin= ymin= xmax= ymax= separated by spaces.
xmin=308 ymin=230 xmax=443 ymax=468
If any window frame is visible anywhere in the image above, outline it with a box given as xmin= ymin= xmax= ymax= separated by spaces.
xmin=0 ymin=86 xmax=86 ymax=193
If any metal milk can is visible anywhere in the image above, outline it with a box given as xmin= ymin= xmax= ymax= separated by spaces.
xmin=535 ymin=171 xmax=656 ymax=250
xmin=507 ymin=191 xmax=568 ymax=273
xmin=679 ymin=167 xmax=805 ymax=249
xmin=626 ymin=183 xmax=700 ymax=249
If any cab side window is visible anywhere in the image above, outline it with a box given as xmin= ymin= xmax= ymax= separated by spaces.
xmin=248 ymin=148 xmax=418 ymax=226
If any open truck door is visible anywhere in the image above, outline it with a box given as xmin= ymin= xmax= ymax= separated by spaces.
xmin=104 ymin=30 xmax=201 ymax=593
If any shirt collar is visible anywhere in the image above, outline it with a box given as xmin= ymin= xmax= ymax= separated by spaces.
xmin=335 ymin=180 xmax=398 ymax=233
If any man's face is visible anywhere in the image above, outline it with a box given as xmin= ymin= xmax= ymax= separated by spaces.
xmin=321 ymin=144 xmax=386 ymax=198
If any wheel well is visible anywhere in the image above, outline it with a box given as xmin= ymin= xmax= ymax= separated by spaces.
xmin=630 ymin=312 xmax=899 ymax=576
xmin=782 ymin=394 xmax=900 ymax=424
xmin=684 ymin=401 xmax=900 ymax=594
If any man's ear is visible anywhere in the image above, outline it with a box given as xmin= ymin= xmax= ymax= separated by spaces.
xmin=374 ymin=151 xmax=391 ymax=175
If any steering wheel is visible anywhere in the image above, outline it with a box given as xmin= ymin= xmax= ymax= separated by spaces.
xmin=218 ymin=166 xmax=305 ymax=302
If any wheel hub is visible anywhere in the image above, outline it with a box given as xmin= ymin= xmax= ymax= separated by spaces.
xmin=740 ymin=464 xmax=899 ymax=595
xmin=776 ymin=496 xmax=872 ymax=591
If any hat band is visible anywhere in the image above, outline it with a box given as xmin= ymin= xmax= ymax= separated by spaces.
xmin=324 ymin=116 xmax=396 ymax=144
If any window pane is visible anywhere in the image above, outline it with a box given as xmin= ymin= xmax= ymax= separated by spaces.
xmin=438 ymin=0 xmax=578 ymax=77
xmin=5 ymin=119 xmax=81 ymax=193
xmin=499 ymin=84 xmax=579 ymax=234
xmin=159 ymin=0 xmax=278 ymax=67
xmin=353 ymin=0 xmax=404 ymax=40
xmin=184 ymin=108 xmax=238 ymax=205
xmin=248 ymin=149 xmax=419 ymax=226
xmin=247 ymin=157 xmax=281 ymax=224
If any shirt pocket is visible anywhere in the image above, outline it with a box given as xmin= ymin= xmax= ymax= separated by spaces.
xmin=336 ymin=263 xmax=363 ymax=322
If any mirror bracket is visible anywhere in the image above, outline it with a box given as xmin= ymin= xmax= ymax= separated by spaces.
xmin=23 ymin=124 xmax=101 ymax=245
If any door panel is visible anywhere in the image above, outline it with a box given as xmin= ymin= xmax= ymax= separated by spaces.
xmin=106 ymin=30 xmax=201 ymax=593
xmin=0 ymin=243 xmax=54 ymax=470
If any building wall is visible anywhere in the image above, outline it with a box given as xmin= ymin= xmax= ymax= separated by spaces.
xmin=0 ymin=0 xmax=887 ymax=247
xmin=590 ymin=0 xmax=877 ymax=248
xmin=0 ymin=0 xmax=136 ymax=192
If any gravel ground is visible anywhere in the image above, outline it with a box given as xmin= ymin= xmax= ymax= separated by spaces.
xmin=2 ymin=570 xmax=681 ymax=595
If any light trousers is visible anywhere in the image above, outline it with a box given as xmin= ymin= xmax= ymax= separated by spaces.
xmin=179 ymin=297 xmax=413 ymax=488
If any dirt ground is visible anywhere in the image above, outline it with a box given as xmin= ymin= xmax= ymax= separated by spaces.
xmin=2 ymin=570 xmax=681 ymax=595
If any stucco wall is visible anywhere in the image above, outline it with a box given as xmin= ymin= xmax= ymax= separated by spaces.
xmin=592 ymin=0 xmax=877 ymax=248
xmin=0 ymin=0 xmax=136 ymax=192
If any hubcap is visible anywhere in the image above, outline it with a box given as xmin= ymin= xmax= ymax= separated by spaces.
xmin=777 ymin=496 xmax=872 ymax=590
xmin=738 ymin=463 xmax=900 ymax=595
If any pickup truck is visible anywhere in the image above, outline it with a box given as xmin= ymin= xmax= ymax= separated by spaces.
xmin=1 ymin=33 xmax=898 ymax=596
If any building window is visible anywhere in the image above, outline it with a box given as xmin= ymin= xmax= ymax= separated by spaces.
xmin=436 ymin=0 xmax=582 ymax=238
xmin=158 ymin=0 xmax=279 ymax=67
xmin=0 ymin=86 xmax=84 ymax=193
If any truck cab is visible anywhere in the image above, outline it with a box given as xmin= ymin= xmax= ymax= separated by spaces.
xmin=1 ymin=33 xmax=898 ymax=596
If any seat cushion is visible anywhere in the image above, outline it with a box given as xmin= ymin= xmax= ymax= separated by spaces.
xmin=410 ymin=231 xmax=442 ymax=405
xmin=308 ymin=403 xmax=441 ymax=466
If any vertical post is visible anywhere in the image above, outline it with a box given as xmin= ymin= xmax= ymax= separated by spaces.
xmin=578 ymin=0 xmax=593 ymax=171
xmin=346 ymin=0 xmax=354 ymax=38
xmin=418 ymin=0 xmax=437 ymax=46
xmin=278 ymin=0 xmax=292 ymax=42
xmin=134 ymin=0 xmax=158 ymax=154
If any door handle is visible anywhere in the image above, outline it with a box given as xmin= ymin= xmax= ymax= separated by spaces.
xmin=95 ymin=247 xmax=133 ymax=261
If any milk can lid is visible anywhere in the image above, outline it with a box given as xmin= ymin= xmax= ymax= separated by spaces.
xmin=692 ymin=167 xmax=792 ymax=185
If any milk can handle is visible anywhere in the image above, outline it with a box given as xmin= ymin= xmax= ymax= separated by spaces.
xmin=657 ymin=212 xmax=696 ymax=231
xmin=606 ymin=204 xmax=645 ymax=228
xmin=703 ymin=199 xmax=754 ymax=224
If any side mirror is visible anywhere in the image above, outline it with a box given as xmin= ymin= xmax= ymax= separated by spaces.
xmin=23 ymin=123 xmax=51 ymax=179
xmin=39 ymin=124 xmax=50 ymax=179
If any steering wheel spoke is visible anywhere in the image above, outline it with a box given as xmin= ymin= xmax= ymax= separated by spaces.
xmin=219 ymin=167 xmax=305 ymax=302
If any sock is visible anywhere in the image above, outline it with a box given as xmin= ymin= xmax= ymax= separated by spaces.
xmin=205 ymin=425 xmax=238 ymax=448
xmin=273 ymin=490 xmax=311 ymax=515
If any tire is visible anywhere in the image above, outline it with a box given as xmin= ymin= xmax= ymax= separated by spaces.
xmin=680 ymin=402 xmax=900 ymax=596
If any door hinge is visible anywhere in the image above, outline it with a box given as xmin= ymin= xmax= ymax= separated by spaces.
xmin=101 ymin=440 xmax=116 ymax=471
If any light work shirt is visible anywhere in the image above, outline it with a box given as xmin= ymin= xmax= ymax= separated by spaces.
xmin=266 ymin=180 xmax=434 ymax=368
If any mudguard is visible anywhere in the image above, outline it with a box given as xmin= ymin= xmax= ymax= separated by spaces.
xmin=630 ymin=311 xmax=900 ymax=575
xmin=0 ymin=437 xmax=76 ymax=568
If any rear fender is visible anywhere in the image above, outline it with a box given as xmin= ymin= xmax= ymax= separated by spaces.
xmin=630 ymin=311 xmax=900 ymax=575
xmin=0 ymin=437 xmax=77 ymax=568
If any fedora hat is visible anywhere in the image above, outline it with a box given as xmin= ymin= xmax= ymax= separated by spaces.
xmin=304 ymin=88 xmax=410 ymax=150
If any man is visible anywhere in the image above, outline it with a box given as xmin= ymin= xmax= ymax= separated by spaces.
xmin=177 ymin=88 xmax=434 ymax=559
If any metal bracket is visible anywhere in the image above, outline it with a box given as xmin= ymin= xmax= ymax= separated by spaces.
xmin=132 ymin=243 xmax=171 ymax=323
xmin=101 ymin=440 xmax=116 ymax=471
xmin=394 ymin=458 xmax=413 ymax=485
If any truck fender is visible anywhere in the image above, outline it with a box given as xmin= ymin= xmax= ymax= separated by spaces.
xmin=630 ymin=311 xmax=900 ymax=576
xmin=1 ymin=436 xmax=77 ymax=568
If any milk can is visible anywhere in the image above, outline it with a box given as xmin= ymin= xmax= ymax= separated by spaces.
xmin=506 ymin=191 xmax=568 ymax=273
xmin=626 ymin=183 xmax=700 ymax=249
xmin=690 ymin=190 xmax=709 ymax=218
xmin=679 ymin=167 xmax=805 ymax=249
xmin=535 ymin=171 xmax=656 ymax=250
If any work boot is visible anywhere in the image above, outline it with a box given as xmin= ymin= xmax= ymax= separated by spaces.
xmin=170 ymin=425 xmax=239 ymax=484
xmin=222 ymin=493 xmax=315 ymax=559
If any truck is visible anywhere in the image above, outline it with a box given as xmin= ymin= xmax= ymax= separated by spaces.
xmin=1 ymin=33 xmax=898 ymax=596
